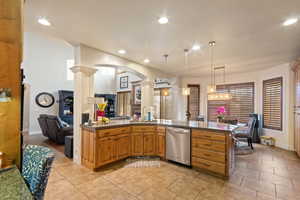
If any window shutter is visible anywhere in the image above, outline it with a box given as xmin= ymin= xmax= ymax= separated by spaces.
xmin=263 ymin=77 xmax=282 ymax=130
xmin=208 ymin=82 xmax=255 ymax=123
xmin=188 ymin=84 xmax=200 ymax=120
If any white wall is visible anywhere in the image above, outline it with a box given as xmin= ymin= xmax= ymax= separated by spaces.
xmin=116 ymin=72 xmax=142 ymax=92
xmin=23 ymin=32 xmax=118 ymax=134
xmin=75 ymin=44 xmax=169 ymax=81
xmin=180 ymin=63 xmax=294 ymax=150
xmin=23 ymin=32 xmax=74 ymax=134
xmin=94 ymin=67 xmax=116 ymax=94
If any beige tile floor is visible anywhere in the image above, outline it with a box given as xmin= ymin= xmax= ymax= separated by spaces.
xmin=25 ymin=135 xmax=300 ymax=200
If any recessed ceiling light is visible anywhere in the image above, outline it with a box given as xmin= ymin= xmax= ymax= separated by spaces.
xmin=144 ymin=59 xmax=150 ymax=63
xmin=158 ymin=17 xmax=169 ymax=24
xmin=118 ymin=49 xmax=126 ymax=54
xmin=283 ymin=18 xmax=298 ymax=26
xmin=192 ymin=44 xmax=201 ymax=51
xmin=38 ymin=17 xmax=51 ymax=26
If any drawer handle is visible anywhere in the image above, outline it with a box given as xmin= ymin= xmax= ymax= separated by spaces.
xmin=203 ymin=144 xmax=212 ymax=147
xmin=203 ymin=135 xmax=211 ymax=138
xmin=203 ymin=153 xmax=211 ymax=157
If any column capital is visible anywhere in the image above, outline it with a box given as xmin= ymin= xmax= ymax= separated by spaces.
xmin=141 ymin=80 xmax=154 ymax=87
xmin=71 ymin=65 xmax=98 ymax=76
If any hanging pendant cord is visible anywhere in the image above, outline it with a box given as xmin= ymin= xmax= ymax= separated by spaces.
xmin=210 ymin=45 xmax=213 ymax=86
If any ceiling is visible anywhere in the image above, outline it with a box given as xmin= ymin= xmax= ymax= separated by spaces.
xmin=24 ymin=0 xmax=300 ymax=76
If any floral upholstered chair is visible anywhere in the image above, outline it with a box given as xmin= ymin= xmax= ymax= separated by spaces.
xmin=22 ymin=145 xmax=55 ymax=200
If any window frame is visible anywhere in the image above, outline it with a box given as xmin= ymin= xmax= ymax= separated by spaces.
xmin=262 ymin=77 xmax=283 ymax=131
xmin=187 ymin=84 xmax=200 ymax=120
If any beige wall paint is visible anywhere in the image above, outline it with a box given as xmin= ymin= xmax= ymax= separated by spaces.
xmin=74 ymin=44 xmax=171 ymax=118
xmin=75 ymin=44 xmax=169 ymax=81
xmin=181 ymin=63 xmax=294 ymax=150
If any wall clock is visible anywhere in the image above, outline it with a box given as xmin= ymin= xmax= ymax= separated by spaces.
xmin=35 ymin=92 xmax=55 ymax=108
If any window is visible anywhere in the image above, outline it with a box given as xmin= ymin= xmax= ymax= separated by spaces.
xmin=208 ymin=82 xmax=254 ymax=123
xmin=67 ymin=59 xmax=75 ymax=80
xmin=263 ymin=77 xmax=282 ymax=130
xmin=187 ymin=84 xmax=200 ymax=120
xmin=117 ymin=92 xmax=131 ymax=117
xmin=153 ymin=88 xmax=171 ymax=119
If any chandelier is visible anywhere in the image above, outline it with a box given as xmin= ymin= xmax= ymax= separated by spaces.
xmin=207 ymin=41 xmax=232 ymax=101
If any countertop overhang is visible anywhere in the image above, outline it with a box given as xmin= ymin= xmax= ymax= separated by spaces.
xmin=81 ymin=119 xmax=237 ymax=133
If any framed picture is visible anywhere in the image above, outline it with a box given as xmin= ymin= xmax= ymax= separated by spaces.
xmin=133 ymin=84 xmax=142 ymax=104
xmin=120 ymin=76 xmax=128 ymax=89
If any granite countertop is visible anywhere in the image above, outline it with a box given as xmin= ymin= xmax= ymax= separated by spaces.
xmin=82 ymin=119 xmax=238 ymax=133
xmin=0 ymin=166 xmax=33 ymax=200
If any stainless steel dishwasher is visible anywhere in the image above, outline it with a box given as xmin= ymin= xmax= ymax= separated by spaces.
xmin=166 ymin=127 xmax=191 ymax=166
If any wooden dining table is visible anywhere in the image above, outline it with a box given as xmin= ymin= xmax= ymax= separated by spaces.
xmin=0 ymin=166 xmax=33 ymax=200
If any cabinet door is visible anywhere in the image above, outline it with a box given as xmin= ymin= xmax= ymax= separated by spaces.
xmin=295 ymin=113 xmax=300 ymax=157
xmin=143 ymin=133 xmax=156 ymax=155
xmin=157 ymin=133 xmax=165 ymax=158
xmin=96 ymin=137 xmax=114 ymax=167
xmin=117 ymin=134 xmax=130 ymax=159
xmin=131 ymin=133 xmax=143 ymax=156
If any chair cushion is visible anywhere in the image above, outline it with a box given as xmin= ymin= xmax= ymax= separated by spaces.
xmin=57 ymin=116 xmax=70 ymax=128
xmin=22 ymin=145 xmax=55 ymax=200
xmin=233 ymin=127 xmax=249 ymax=138
xmin=234 ymin=133 xmax=249 ymax=138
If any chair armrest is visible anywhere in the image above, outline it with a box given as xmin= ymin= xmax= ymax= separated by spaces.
xmin=61 ymin=127 xmax=73 ymax=135
xmin=233 ymin=127 xmax=249 ymax=134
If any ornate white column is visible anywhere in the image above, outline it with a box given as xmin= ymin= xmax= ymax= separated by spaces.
xmin=141 ymin=79 xmax=154 ymax=118
xmin=71 ymin=66 xmax=97 ymax=164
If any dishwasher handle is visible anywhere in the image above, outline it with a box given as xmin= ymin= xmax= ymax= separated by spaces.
xmin=167 ymin=127 xmax=190 ymax=134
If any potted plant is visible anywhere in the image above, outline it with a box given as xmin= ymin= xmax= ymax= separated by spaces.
xmin=216 ymin=106 xmax=226 ymax=123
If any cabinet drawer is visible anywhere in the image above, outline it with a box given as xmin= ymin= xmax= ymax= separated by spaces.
xmin=192 ymin=148 xmax=225 ymax=163
xmin=192 ymin=138 xmax=225 ymax=152
xmin=157 ymin=126 xmax=166 ymax=134
xmin=192 ymin=130 xmax=225 ymax=142
xmin=97 ymin=127 xmax=130 ymax=138
xmin=132 ymin=126 xmax=156 ymax=132
xmin=192 ymin=157 xmax=225 ymax=175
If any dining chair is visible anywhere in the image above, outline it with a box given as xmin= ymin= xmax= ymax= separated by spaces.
xmin=22 ymin=145 xmax=55 ymax=200
xmin=233 ymin=117 xmax=257 ymax=149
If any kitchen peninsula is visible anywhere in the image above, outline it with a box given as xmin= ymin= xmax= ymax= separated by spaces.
xmin=81 ymin=120 xmax=237 ymax=178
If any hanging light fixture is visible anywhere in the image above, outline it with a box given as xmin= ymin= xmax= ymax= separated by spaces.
xmin=207 ymin=66 xmax=232 ymax=100
xmin=184 ymin=49 xmax=189 ymax=67
xmin=182 ymin=88 xmax=191 ymax=96
xmin=163 ymin=54 xmax=169 ymax=64
xmin=206 ymin=41 xmax=232 ymax=101
xmin=207 ymin=41 xmax=216 ymax=94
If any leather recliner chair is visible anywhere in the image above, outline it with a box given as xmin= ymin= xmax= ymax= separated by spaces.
xmin=37 ymin=114 xmax=49 ymax=138
xmin=37 ymin=115 xmax=73 ymax=144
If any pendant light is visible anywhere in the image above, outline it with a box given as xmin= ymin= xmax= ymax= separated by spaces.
xmin=207 ymin=41 xmax=216 ymax=94
xmin=182 ymin=49 xmax=191 ymax=96
xmin=206 ymin=41 xmax=232 ymax=101
xmin=184 ymin=49 xmax=189 ymax=67
xmin=207 ymin=66 xmax=232 ymax=100
xmin=163 ymin=54 xmax=169 ymax=64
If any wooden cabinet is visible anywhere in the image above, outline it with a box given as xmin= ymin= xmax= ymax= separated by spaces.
xmin=0 ymin=0 xmax=23 ymax=167
xmin=143 ymin=133 xmax=156 ymax=155
xmin=82 ymin=125 xmax=166 ymax=170
xmin=191 ymin=129 xmax=234 ymax=177
xmin=131 ymin=126 xmax=157 ymax=156
xmin=131 ymin=132 xmax=144 ymax=156
xmin=116 ymin=134 xmax=130 ymax=159
xmin=96 ymin=137 xmax=115 ymax=166
xmin=156 ymin=127 xmax=166 ymax=158
xmin=294 ymin=63 xmax=300 ymax=157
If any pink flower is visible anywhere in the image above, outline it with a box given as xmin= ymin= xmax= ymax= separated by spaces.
xmin=216 ymin=106 xmax=226 ymax=115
